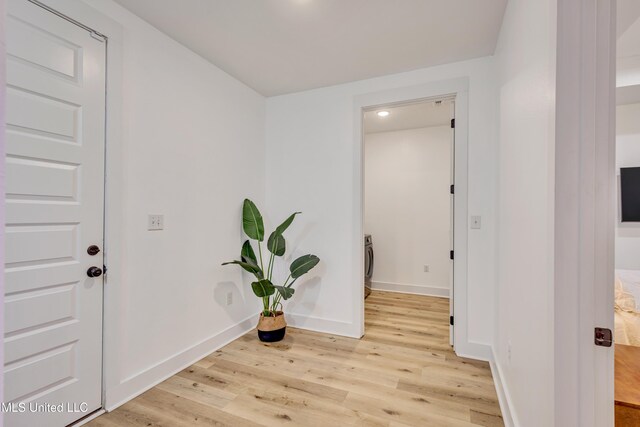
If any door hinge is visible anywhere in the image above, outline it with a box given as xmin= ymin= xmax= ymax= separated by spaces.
xmin=450 ymin=250 xmax=454 ymax=260
xmin=450 ymin=316 xmax=454 ymax=326
xmin=451 ymin=118 xmax=455 ymax=129
xmin=450 ymin=184 xmax=455 ymax=194
xmin=594 ymin=327 xmax=612 ymax=347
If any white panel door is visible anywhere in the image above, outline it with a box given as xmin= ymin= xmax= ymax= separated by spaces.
xmin=4 ymin=1 xmax=106 ymax=426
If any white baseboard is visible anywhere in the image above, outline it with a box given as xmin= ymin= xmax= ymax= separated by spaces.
xmin=371 ymin=281 xmax=450 ymax=298
xmin=490 ymin=347 xmax=518 ymax=427
xmin=286 ymin=312 xmax=358 ymax=338
xmin=70 ymin=409 xmax=105 ymax=427
xmin=104 ymin=314 xmax=256 ymax=411
xmin=455 ymin=341 xmax=493 ymax=362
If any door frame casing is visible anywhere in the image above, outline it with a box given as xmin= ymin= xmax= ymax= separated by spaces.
xmin=31 ymin=0 xmax=125 ymax=412
xmin=352 ymin=78 xmax=475 ymax=357
xmin=554 ymin=0 xmax=616 ymax=425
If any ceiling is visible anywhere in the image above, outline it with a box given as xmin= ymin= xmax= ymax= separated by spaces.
xmin=363 ymin=99 xmax=454 ymax=134
xmin=113 ymin=0 xmax=508 ymax=96
xmin=618 ymin=0 xmax=640 ymax=37
xmin=617 ymin=1 xmax=640 ymax=88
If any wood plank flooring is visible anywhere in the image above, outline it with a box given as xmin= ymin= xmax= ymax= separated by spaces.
xmin=88 ymin=291 xmax=503 ymax=427
xmin=615 ymin=344 xmax=640 ymax=426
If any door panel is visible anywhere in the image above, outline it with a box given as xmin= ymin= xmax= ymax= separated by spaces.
xmin=4 ymin=1 xmax=106 ymax=426
xmin=6 ymin=11 xmax=81 ymax=81
xmin=6 ymin=157 xmax=79 ymax=200
xmin=6 ymin=87 xmax=80 ymax=139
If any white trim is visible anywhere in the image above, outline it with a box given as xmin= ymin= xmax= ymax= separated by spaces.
xmin=554 ymin=0 xmax=616 ymax=426
xmin=454 ymin=341 xmax=492 ymax=362
xmin=353 ymin=78 xmax=473 ymax=356
xmin=0 ymin=0 xmax=5 ymax=415
xmin=69 ymin=410 xmax=106 ymax=427
xmin=370 ymin=281 xmax=450 ymax=298
xmin=105 ymin=314 xmax=256 ymax=411
xmin=286 ymin=313 xmax=357 ymax=337
xmin=490 ymin=347 xmax=518 ymax=427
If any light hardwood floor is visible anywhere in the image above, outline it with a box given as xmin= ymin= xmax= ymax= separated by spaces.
xmin=88 ymin=291 xmax=503 ymax=427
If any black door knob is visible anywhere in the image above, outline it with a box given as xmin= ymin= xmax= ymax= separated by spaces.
xmin=87 ymin=266 xmax=103 ymax=278
xmin=87 ymin=245 xmax=101 ymax=256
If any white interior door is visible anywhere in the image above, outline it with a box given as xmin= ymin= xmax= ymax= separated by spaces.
xmin=4 ymin=1 xmax=106 ymax=425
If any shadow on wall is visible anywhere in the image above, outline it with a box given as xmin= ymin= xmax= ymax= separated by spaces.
xmin=265 ymin=216 xmax=324 ymax=319
xmin=214 ymin=281 xmax=250 ymax=323
xmin=214 ymin=271 xmax=324 ymax=325
xmin=214 ymin=215 xmax=324 ymax=324
xmin=280 ymin=221 xmax=315 ymax=256
xmin=285 ymin=275 xmax=322 ymax=320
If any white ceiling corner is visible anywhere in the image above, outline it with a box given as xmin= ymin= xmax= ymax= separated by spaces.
xmin=113 ymin=0 xmax=508 ymax=96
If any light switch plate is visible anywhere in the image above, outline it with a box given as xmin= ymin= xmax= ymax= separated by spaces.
xmin=470 ymin=215 xmax=481 ymax=229
xmin=148 ymin=214 xmax=164 ymax=230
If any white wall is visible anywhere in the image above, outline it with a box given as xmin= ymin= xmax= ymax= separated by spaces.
xmin=617 ymin=14 xmax=640 ymax=88
xmin=265 ymin=56 xmax=497 ymax=353
xmin=80 ymin=0 xmax=266 ymax=409
xmin=617 ymin=103 xmax=640 ymax=270
xmin=364 ymin=126 xmax=451 ymax=296
xmin=493 ymin=0 xmax=557 ymax=425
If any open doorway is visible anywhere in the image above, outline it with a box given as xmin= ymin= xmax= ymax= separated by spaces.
xmin=361 ymin=98 xmax=455 ymax=345
xmin=614 ymin=93 xmax=640 ymax=425
xmin=614 ymin=4 xmax=640 ymax=424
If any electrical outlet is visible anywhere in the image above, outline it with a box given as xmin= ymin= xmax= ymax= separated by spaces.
xmin=507 ymin=341 xmax=512 ymax=363
xmin=424 ymin=265 xmax=430 ymax=272
xmin=148 ymin=214 xmax=164 ymax=231
xmin=226 ymin=292 xmax=233 ymax=306
xmin=471 ymin=215 xmax=482 ymax=229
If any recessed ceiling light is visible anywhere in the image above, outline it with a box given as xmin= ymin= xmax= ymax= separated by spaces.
xmin=377 ymin=111 xmax=390 ymax=117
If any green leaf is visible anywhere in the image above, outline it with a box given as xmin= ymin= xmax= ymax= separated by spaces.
xmin=242 ymin=199 xmax=264 ymax=241
xmin=251 ymin=279 xmax=275 ymax=297
xmin=241 ymin=240 xmax=257 ymax=264
xmin=241 ymin=255 xmax=264 ymax=279
xmin=274 ymin=285 xmax=295 ymax=300
xmin=222 ymin=259 xmax=263 ymax=278
xmin=290 ymin=254 xmax=320 ymax=279
xmin=266 ymin=212 xmax=301 ymax=257
xmin=275 ymin=212 xmax=301 ymax=235
xmin=285 ymin=278 xmax=298 ymax=288
xmin=267 ymin=231 xmax=286 ymax=256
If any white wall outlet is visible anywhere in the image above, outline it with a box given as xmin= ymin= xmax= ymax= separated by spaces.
xmin=148 ymin=214 xmax=164 ymax=230
xmin=507 ymin=340 xmax=512 ymax=363
xmin=226 ymin=291 xmax=233 ymax=306
xmin=424 ymin=265 xmax=430 ymax=272
xmin=470 ymin=215 xmax=482 ymax=229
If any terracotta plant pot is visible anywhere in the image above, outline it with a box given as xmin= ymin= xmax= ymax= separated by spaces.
xmin=257 ymin=311 xmax=286 ymax=342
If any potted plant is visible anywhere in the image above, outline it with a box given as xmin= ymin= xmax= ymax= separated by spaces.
xmin=223 ymin=199 xmax=320 ymax=342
